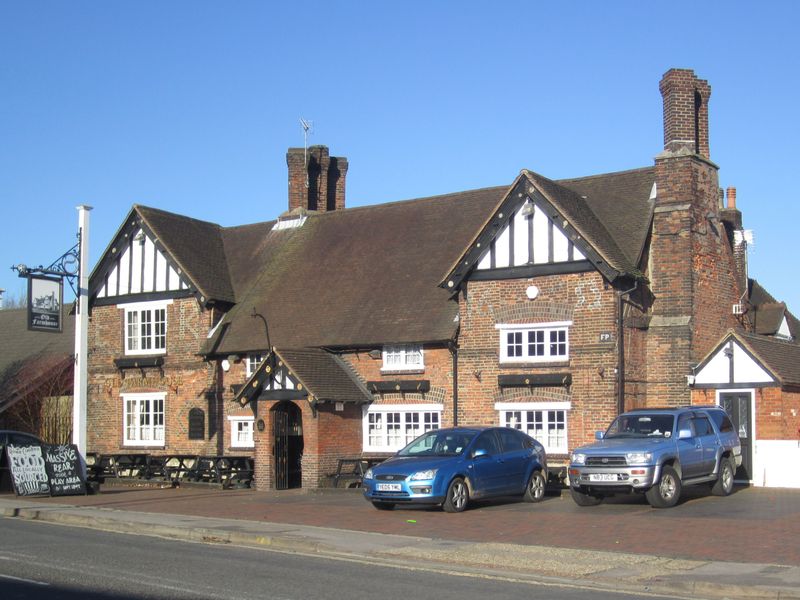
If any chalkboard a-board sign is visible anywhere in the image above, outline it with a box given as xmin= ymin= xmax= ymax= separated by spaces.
xmin=6 ymin=444 xmax=51 ymax=496
xmin=44 ymin=444 xmax=87 ymax=496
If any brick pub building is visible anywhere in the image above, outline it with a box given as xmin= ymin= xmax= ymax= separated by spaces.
xmin=85 ymin=69 xmax=799 ymax=490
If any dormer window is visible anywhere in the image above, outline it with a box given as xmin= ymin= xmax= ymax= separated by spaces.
xmin=120 ymin=300 xmax=171 ymax=356
xmin=382 ymin=344 xmax=424 ymax=372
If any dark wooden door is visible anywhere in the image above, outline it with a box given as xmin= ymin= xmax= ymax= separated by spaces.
xmin=720 ymin=392 xmax=753 ymax=481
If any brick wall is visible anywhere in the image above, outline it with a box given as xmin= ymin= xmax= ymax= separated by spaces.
xmin=692 ymin=387 xmax=800 ymax=441
xmin=456 ymin=271 xmax=620 ymax=455
xmin=87 ymin=298 xmax=243 ymax=457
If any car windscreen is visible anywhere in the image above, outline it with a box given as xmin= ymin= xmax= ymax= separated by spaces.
xmin=605 ymin=414 xmax=675 ymax=439
xmin=397 ymin=431 xmax=476 ymax=457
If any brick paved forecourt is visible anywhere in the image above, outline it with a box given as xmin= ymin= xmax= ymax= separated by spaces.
xmin=2 ymin=485 xmax=799 ymax=599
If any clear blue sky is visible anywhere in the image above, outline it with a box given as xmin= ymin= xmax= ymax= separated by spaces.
xmin=2 ymin=2 xmax=798 ymax=314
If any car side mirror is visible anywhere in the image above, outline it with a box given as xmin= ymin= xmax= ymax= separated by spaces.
xmin=678 ymin=428 xmax=693 ymax=440
xmin=595 ymin=431 xmax=604 ymax=440
xmin=471 ymin=448 xmax=489 ymax=459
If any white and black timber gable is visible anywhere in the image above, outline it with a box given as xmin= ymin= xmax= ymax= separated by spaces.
xmin=90 ymin=209 xmax=196 ymax=307
xmin=236 ymin=354 xmax=308 ymax=406
xmin=442 ymin=172 xmax=632 ymax=291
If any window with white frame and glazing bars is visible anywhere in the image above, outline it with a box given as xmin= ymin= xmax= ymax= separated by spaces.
xmin=363 ymin=405 xmax=441 ymax=452
xmin=246 ymin=354 xmax=264 ymax=378
xmin=123 ymin=393 xmax=165 ymax=446
xmin=122 ymin=301 xmax=170 ymax=356
xmin=496 ymin=402 xmax=570 ymax=454
xmin=381 ymin=344 xmax=424 ymax=371
xmin=229 ymin=417 xmax=254 ymax=448
xmin=496 ymin=322 xmax=570 ymax=364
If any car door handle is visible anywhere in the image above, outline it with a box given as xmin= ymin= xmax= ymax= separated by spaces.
xmin=695 ymin=444 xmax=702 ymax=449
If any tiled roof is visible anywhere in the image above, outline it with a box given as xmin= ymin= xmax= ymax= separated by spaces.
xmin=124 ymin=166 xmax=657 ymax=354
xmin=209 ymin=186 xmax=506 ymax=353
xmin=136 ymin=205 xmax=235 ymax=304
xmin=735 ymin=331 xmax=800 ymax=389
xmin=0 ymin=308 xmax=74 ymax=414
xmin=557 ymin=167 xmax=655 ymax=268
xmin=749 ymin=279 xmax=799 ymax=341
xmin=277 ymin=348 xmax=372 ymax=404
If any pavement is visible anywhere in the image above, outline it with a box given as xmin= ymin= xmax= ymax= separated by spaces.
xmin=1 ymin=483 xmax=799 ymax=600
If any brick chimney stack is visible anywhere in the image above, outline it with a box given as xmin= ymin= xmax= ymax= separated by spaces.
xmin=286 ymin=145 xmax=348 ymax=213
xmin=647 ymin=69 xmax=742 ymax=409
xmin=659 ymin=68 xmax=711 ymax=158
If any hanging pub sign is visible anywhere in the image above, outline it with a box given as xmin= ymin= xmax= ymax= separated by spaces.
xmin=27 ymin=274 xmax=63 ymax=333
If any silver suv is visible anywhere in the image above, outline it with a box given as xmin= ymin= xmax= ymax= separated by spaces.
xmin=569 ymin=406 xmax=742 ymax=508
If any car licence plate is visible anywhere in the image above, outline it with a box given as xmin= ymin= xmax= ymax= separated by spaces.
xmin=376 ymin=483 xmax=402 ymax=491
xmin=589 ymin=473 xmax=618 ymax=482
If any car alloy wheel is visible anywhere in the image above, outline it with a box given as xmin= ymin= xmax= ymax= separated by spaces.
xmin=712 ymin=458 xmax=735 ymax=496
xmin=645 ymin=465 xmax=681 ymax=508
xmin=443 ymin=477 xmax=468 ymax=513
xmin=524 ymin=470 xmax=546 ymax=503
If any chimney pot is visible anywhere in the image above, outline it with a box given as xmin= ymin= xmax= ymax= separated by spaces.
xmin=726 ymin=186 xmax=737 ymax=209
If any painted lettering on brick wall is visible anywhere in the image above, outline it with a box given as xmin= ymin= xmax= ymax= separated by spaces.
xmin=6 ymin=444 xmax=50 ymax=496
xmin=574 ymin=284 xmax=602 ymax=310
xmin=44 ymin=444 xmax=87 ymax=496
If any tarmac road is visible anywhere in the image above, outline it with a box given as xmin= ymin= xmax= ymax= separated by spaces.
xmin=1 ymin=483 xmax=799 ymax=599
xmin=0 ymin=518 xmax=666 ymax=600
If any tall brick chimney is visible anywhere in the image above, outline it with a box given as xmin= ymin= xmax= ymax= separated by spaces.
xmin=286 ymin=145 xmax=348 ymax=213
xmin=646 ymin=69 xmax=741 ymax=409
xmin=659 ymin=68 xmax=711 ymax=158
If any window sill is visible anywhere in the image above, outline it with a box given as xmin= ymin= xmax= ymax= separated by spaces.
xmin=115 ymin=356 xmax=165 ymax=369
xmin=380 ymin=368 xmax=425 ymax=375
xmin=122 ymin=444 xmax=166 ymax=449
xmin=499 ymin=360 xmax=570 ymax=369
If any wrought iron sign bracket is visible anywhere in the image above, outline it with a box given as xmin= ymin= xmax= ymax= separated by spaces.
xmin=11 ymin=233 xmax=82 ymax=297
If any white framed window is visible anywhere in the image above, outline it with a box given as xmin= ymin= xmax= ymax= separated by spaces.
xmin=495 ymin=401 xmax=570 ymax=454
xmin=228 ymin=416 xmax=255 ymax=448
xmin=246 ymin=354 xmax=264 ymax=378
xmin=496 ymin=321 xmax=571 ymax=363
xmin=122 ymin=392 xmax=165 ymax=447
xmin=119 ymin=300 xmax=172 ymax=356
xmin=363 ymin=404 xmax=442 ymax=452
xmin=381 ymin=344 xmax=424 ymax=372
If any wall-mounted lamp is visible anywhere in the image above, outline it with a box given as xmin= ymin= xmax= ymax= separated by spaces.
xmin=686 ymin=374 xmax=696 ymax=386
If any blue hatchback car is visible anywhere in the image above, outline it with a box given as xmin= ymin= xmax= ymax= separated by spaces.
xmin=362 ymin=426 xmax=548 ymax=512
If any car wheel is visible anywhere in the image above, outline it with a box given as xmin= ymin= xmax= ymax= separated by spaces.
xmin=570 ymin=487 xmax=602 ymax=506
xmin=442 ymin=477 xmax=469 ymax=513
xmin=371 ymin=501 xmax=395 ymax=510
xmin=523 ymin=470 xmax=546 ymax=503
xmin=711 ymin=457 xmax=735 ymax=496
xmin=645 ymin=465 xmax=682 ymax=508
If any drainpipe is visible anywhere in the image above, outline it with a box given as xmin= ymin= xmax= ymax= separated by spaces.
xmin=617 ymin=281 xmax=638 ymax=415
xmin=448 ymin=338 xmax=459 ymax=427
